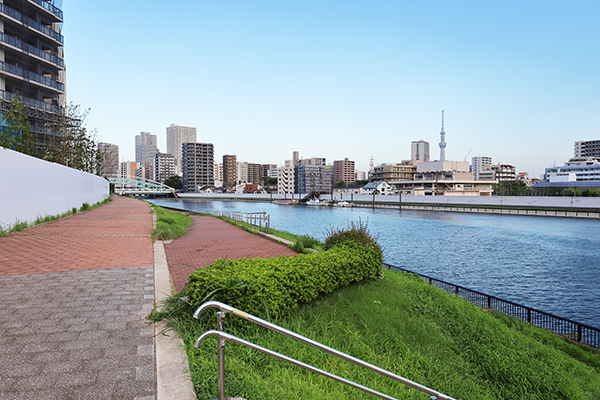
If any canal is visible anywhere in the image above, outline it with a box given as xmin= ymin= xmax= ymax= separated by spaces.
xmin=149 ymin=198 xmax=600 ymax=329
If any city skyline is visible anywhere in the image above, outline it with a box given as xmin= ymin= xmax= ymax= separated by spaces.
xmin=63 ymin=1 xmax=600 ymax=177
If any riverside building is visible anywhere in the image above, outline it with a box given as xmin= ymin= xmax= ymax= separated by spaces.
xmin=0 ymin=0 xmax=66 ymax=155
xmin=166 ymin=124 xmax=196 ymax=175
xmin=182 ymin=143 xmax=214 ymax=192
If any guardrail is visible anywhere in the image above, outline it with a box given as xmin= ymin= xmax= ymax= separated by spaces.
xmin=210 ymin=210 xmax=271 ymax=234
xmin=194 ymin=301 xmax=456 ymax=400
xmin=384 ymin=263 xmax=600 ymax=349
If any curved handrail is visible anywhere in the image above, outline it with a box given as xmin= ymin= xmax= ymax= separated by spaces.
xmin=195 ymin=301 xmax=456 ymax=400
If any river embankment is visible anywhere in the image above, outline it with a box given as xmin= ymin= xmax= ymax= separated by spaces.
xmin=177 ymin=193 xmax=600 ymax=219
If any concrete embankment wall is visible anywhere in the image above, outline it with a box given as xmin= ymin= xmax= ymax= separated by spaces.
xmin=0 ymin=147 xmax=109 ymax=227
xmin=179 ymin=192 xmax=600 ymax=210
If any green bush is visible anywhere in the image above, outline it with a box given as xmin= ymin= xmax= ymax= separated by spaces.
xmin=324 ymin=218 xmax=382 ymax=258
xmin=185 ymin=241 xmax=383 ymax=320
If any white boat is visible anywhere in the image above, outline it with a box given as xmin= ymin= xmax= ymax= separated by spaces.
xmin=305 ymin=198 xmax=323 ymax=206
xmin=333 ymin=201 xmax=352 ymax=208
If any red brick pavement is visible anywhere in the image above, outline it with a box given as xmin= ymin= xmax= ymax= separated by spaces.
xmin=0 ymin=196 xmax=154 ymax=276
xmin=164 ymin=216 xmax=298 ymax=292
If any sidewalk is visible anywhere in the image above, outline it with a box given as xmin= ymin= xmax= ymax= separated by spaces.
xmin=0 ymin=196 xmax=156 ymax=400
xmin=164 ymin=215 xmax=298 ymax=292
xmin=0 ymin=197 xmax=298 ymax=399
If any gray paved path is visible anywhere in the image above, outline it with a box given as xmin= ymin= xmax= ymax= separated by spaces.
xmin=0 ymin=197 xmax=156 ymax=400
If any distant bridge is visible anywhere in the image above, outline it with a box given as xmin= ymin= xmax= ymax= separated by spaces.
xmin=107 ymin=175 xmax=176 ymax=196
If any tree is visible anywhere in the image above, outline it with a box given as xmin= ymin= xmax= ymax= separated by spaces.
xmin=261 ymin=176 xmax=277 ymax=185
xmin=334 ymin=181 xmax=346 ymax=187
xmin=492 ymin=180 xmax=530 ymax=196
xmin=45 ymin=103 xmax=101 ymax=174
xmin=164 ymin=175 xmax=183 ymax=190
xmin=0 ymin=93 xmax=36 ymax=156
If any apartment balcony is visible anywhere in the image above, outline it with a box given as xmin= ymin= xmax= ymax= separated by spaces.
xmin=27 ymin=0 xmax=63 ymax=22
xmin=0 ymin=60 xmax=64 ymax=92
xmin=0 ymin=89 xmax=61 ymax=113
xmin=0 ymin=32 xmax=64 ymax=68
xmin=0 ymin=4 xmax=64 ymax=44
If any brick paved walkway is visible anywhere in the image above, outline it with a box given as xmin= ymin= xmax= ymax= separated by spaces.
xmin=0 ymin=196 xmax=155 ymax=400
xmin=164 ymin=216 xmax=298 ymax=292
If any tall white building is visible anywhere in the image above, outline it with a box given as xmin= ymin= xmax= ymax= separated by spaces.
xmin=574 ymin=140 xmax=600 ymax=158
xmin=411 ymin=140 xmax=430 ymax=162
xmin=471 ymin=156 xmax=492 ymax=180
xmin=135 ymin=132 xmax=157 ymax=165
xmin=167 ymin=124 xmax=197 ymax=175
xmin=237 ymin=161 xmax=249 ymax=184
xmin=278 ymin=160 xmax=295 ymax=194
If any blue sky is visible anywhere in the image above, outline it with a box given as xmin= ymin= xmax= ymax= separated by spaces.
xmin=62 ymin=1 xmax=600 ymax=177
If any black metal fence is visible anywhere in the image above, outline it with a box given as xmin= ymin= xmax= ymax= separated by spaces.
xmin=384 ymin=263 xmax=600 ymax=349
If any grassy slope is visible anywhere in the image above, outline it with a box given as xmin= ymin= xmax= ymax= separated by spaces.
xmin=166 ymin=270 xmax=600 ymax=400
xmin=151 ymin=204 xmax=193 ymax=240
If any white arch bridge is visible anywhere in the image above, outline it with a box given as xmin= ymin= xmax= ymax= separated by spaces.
xmin=107 ymin=175 xmax=177 ymax=196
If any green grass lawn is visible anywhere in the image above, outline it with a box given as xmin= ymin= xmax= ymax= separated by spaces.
xmin=151 ymin=204 xmax=193 ymax=240
xmin=158 ymin=269 xmax=600 ymax=399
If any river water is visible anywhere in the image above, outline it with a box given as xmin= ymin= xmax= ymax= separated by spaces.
xmin=149 ymin=198 xmax=600 ymax=329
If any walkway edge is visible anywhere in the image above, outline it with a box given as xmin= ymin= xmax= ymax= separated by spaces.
xmin=154 ymin=240 xmax=196 ymax=400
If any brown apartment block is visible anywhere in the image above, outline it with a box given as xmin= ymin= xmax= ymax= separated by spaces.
xmin=223 ymin=154 xmax=237 ymax=188
xmin=372 ymin=164 xmax=417 ymax=182
xmin=333 ymin=158 xmax=355 ymax=184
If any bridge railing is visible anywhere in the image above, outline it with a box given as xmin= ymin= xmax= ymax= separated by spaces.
xmin=384 ymin=263 xmax=600 ymax=349
xmin=107 ymin=175 xmax=175 ymax=195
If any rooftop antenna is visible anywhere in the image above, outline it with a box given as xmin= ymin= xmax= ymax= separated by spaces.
xmin=439 ymin=110 xmax=447 ymax=161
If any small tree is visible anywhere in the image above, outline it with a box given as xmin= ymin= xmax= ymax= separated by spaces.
xmin=45 ymin=103 xmax=101 ymax=174
xmin=164 ymin=175 xmax=183 ymax=190
xmin=0 ymin=93 xmax=36 ymax=156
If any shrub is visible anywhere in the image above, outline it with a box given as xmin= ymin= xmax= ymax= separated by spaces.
xmin=290 ymin=234 xmax=321 ymax=253
xmin=324 ymin=218 xmax=382 ymax=259
xmin=79 ymin=203 xmax=91 ymax=212
xmin=185 ymin=241 xmax=383 ymax=320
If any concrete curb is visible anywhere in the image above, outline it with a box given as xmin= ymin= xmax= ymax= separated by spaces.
xmin=154 ymin=240 xmax=196 ymax=400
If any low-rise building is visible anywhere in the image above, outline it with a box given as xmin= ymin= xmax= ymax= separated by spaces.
xmin=362 ymin=181 xmax=393 ymax=195
xmin=332 ymin=185 xmax=364 ymax=195
xmin=391 ymin=160 xmax=493 ymax=196
xmin=372 ymin=163 xmax=417 ymax=182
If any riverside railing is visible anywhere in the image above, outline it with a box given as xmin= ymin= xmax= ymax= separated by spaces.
xmin=194 ymin=301 xmax=456 ymax=400
xmin=210 ymin=210 xmax=270 ymax=234
xmin=384 ymin=263 xmax=600 ymax=349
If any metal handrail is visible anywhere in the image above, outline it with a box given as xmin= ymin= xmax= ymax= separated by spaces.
xmin=194 ymin=301 xmax=456 ymax=400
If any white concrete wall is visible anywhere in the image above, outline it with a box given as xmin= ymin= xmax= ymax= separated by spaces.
xmin=0 ymin=147 xmax=109 ymax=227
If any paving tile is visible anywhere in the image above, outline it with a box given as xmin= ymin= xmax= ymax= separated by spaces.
xmin=164 ymin=215 xmax=298 ymax=291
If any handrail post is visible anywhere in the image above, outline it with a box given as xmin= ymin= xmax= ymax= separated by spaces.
xmin=217 ymin=311 xmax=226 ymax=400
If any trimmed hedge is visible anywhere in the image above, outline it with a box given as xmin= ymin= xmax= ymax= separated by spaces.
xmin=186 ymin=241 xmax=383 ymax=320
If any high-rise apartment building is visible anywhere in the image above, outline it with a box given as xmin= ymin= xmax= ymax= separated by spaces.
xmin=333 ymin=158 xmax=355 ymax=184
xmin=223 ymin=154 xmax=237 ymax=189
xmin=182 ymin=143 xmax=214 ymax=192
xmin=295 ymin=165 xmax=333 ymax=194
xmin=277 ymin=160 xmax=295 ymax=194
xmin=574 ymin=140 xmax=600 ymax=158
xmin=471 ymin=156 xmax=492 ymax=180
xmin=411 ymin=140 xmax=430 ymax=162
xmin=119 ymin=161 xmax=137 ymax=179
xmin=135 ymin=132 xmax=157 ymax=164
xmin=0 ymin=0 xmax=66 ymax=155
xmin=247 ymin=163 xmax=262 ymax=184
xmin=153 ymin=151 xmax=175 ymax=184
xmin=166 ymin=124 xmax=196 ymax=175
xmin=262 ymin=164 xmax=277 ymax=177
xmin=236 ymin=161 xmax=248 ymax=184
xmin=97 ymin=142 xmax=119 ymax=176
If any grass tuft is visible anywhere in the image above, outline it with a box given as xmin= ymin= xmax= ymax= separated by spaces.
xmin=151 ymin=205 xmax=193 ymax=241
